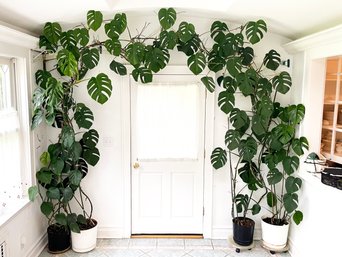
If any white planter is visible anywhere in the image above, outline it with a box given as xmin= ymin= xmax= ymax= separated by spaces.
xmin=71 ymin=220 xmax=98 ymax=253
xmin=261 ymin=216 xmax=289 ymax=250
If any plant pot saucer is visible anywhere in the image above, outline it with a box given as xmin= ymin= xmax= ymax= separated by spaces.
xmin=47 ymin=246 xmax=70 ymax=254
xmin=261 ymin=240 xmax=289 ymax=254
xmin=228 ymin=236 xmax=255 ymax=253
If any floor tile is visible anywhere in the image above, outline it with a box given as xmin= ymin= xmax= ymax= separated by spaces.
xmin=144 ymin=249 xmax=188 ymax=257
xmin=129 ymin=239 xmax=157 ymax=249
xmin=224 ymin=248 xmax=271 ymax=257
xmin=211 ymin=239 xmax=229 ymax=250
xmin=157 ymin=239 xmax=185 ymax=249
xmin=102 ymin=249 xmax=145 ymax=257
xmin=186 ymin=249 xmax=227 ymax=257
xmin=184 ymin=239 xmax=213 ymax=250
xmin=64 ymin=249 xmax=106 ymax=257
xmin=98 ymin=238 xmax=130 ymax=249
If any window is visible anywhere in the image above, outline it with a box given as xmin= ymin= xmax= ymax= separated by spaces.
xmin=0 ymin=56 xmax=31 ymax=216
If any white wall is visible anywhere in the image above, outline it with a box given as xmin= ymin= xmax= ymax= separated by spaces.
xmin=42 ymin=11 xmax=293 ymax=239
xmin=285 ymin=24 xmax=342 ymax=257
xmin=0 ymin=26 xmax=47 ymax=257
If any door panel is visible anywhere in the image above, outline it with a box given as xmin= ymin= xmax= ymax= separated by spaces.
xmin=131 ymin=73 xmax=205 ymax=234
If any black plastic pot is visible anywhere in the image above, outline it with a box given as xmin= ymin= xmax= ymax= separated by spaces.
xmin=47 ymin=224 xmax=71 ymax=253
xmin=232 ymin=217 xmax=255 ymax=246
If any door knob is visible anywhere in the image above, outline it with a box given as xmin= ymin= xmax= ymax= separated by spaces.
xmin=133 ymin=162 xmax=140 ymax=169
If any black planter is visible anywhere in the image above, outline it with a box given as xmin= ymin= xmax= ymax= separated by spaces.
xmin=47 ymin=224 xmax=71 ymax=253
xmin=232 ymin=217 xmax=255 ymax=246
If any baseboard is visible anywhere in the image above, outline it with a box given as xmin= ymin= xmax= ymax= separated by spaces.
xmin=211 ymin=227 xmax=262 ymax=240
xmin=97 ymin=227 xmax=125 ymax=238
xmin=26 ymin=233 xmax=47 ymax=257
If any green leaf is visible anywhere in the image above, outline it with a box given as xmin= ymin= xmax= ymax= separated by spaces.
xmin=39 ymin=35 xmax=58 ymax=52
xmin=75 ymin=103 xmax=94 ymax=129
xmin=104 ymin=38 xmax=121 ymax=56
xmin=236 ymin=69 xmax=257 ymax=96
xmin=40 ymin=202 xmax=53 ymax=217
xmin=132 ymin=67 xmax=153 ymax=84
xmin=263 ymin=49 xmax=281 ymax=71
xmin=77 ymin=214 xmax=87 ymax=224
xmin=273 ymin=124 xmax=295 ymax=144
xmin=201 ymin=76 xmax=216 ymax=93
xmin=267 ymin=192 xmax=277 ymax=207
xmin=87 ymin=73 xmax=113 ymax=104
xmin=81 ymin=48 xmax=100 ymax=69
xmin=178 ymin=21 xmax=195 ymax=43
xmin=272 ymin=71 xmax=292 ymax=94
xmin=45 ymin=77 xmax=63 ymax=107
xmin=282 ymin=156 xmax=299 ymax=175
xmin=210 ymin=21 xmax=228 ymax=43
xmin=73 ymin=28 xmax=89 ymax=47
xmin=225 ymin=129 xmax=241 ymax=151
xmin=234 ymin=194 xmax=248 ymax=214
xmin=245 ymin=19 xmax=267 ymax=44
xmin=40 ymin=151 xmax=51 ymax=166
xmin=292 ymin=137 xmax=309 ymax=156
xmin=55 ymin=213 xmax=67 ymax=226
xmin=158 ymin=8 xmax=177 ymax=30
xmin=293 ymin=210 xmax=303 ymax=225
xmin=218 ymin=90 xmax=235 ymax=114
xmin=177 ymin=35 xmax=201 ymax=56
xmin=126 ymin=42 xmax=145 ymax=66
xmin=60 ymin=30 xmax=77 ymax=49
xmin=69 ymin=170 xmax=83 ymax=186
xmin=61 ymin=126 xmax=75 ymax=149
xmin=69 ymin=222 xmax=80 ymax=233
xmin=50 ymin=158 xmax=64 ymax=175
xmin=83 ymin=147 xmax=100 ymax=166
xmin=43 ymin=22 xmax=62 ymax=44
xmin=159 ymin=31 xmax=178 ymax=50
xmin=110 ymin=60 xmax=127 ymax=76
xmin=256 ymin=78 xmax=272 ymax=98
xmin=187 ymin=52 xmax=206 ymax=75
xmin=28 ymin=186 xmax=38 ymax=201
xmin=35 ymin=70 xmax=52 ymax=89
xmin=238 ymin=137 xmax=257 ymax=161
xmin=207 ymin=50 xmax=225 ymax=72
xmin=286 ymin=176 xmax=302 ymax=194
xmin=71 ymin=142 xmax=82 ymax=161
xmin=47 ymin=187 xmax=60 ymax=200
xmin=226 ymin=57 xmax=242 ymax=77
xmin=211 ymin=147 xmax=227 ymax=169
xmin=82 ymin=129 xmax=99 ymax=148
xmin=267 ymin=168 xmax=283 ymax=185
xmin=251 ymin=203 xmax=261 ymax=215
xmin=229 ymin=108 xmax=250 ymax=131
xmin=145 ymin=47 xmax=170 ymax=73
xmin=61 ymin=187 xmax=73 ymax=203
xmin=238 ymin=161 xmax=262 ymax=190
xmin=222 ymin=76 xmax=237 ymax=93
xmin=105 ymin=13 xmax=127 ymax=38
xmin=287 ymin=104 xmax=305 ymax=125
xmin=283 ymin=193 xmax=298 ymax=213
xmin=87 ymin=10 xmax=103 ymax=31
xmin=36 ymin=168 xmax=53 ymax=184
xmin=57 ymin=49 xmax=78 ymax=77
xmin=240 ymin=47 xmax=254 ymax=66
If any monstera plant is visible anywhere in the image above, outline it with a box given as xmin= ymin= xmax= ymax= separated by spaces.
xmin=27 ymin=6 xmax=307 ymax=252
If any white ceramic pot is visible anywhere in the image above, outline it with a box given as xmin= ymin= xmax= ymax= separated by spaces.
xmin=71 ymin=219 xmax=98 ymax=253
xmin=261 ymin=216 xmax=289 ymax=250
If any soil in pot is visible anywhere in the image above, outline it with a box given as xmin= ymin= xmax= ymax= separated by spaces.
xmin=263 ymin=217 xmax=288 ymax=226
xmin=232 ymin=217 xmax=255 ymax=246
xmin=79 ymin=218 xmax=97 ymax=230
xmin=47 ymin=224 xmax=70 ymax=253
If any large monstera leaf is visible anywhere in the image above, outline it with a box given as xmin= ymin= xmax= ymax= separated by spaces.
xmin=240 ymin=47 xmax=254 ymax=66
xmin=238 ymin=137 xmax=257 ymax=161
xmin=126 ymin=42 xmax=145 ymax=66
xmin=245 ymin=19 xmax=267 ymax=44
xmin=73 ymin=28 xmax=89 ymax=47
xmin=60 ymin=31 xmax=77 ymax=49
xmin=145 ymin=46 xmax=170 ymax=73
xmin=291 ymin=137 xmax=309 ymax=156
xmin=211 ymin=147 xmax=227 ymax=169
xmin=187 ymin=52 xmax=206 ymax=75
xmin=35 ymin=70 xmax=52 ymax=89
xmin=218 ymin=90 xmax=235 ymax=114
xmin=74 ymin=103 xmax=94 ymax=129
xmin=178 ymin=21 xmax=195 ymax=43
xmin=285 ymin=176 xmax=302 ymax=194
xmin=82 ymin=146 xmax=100 ymax=166
xmin=229 ymin=108 xmax=250 ymax=132
xmin=283 ymin=193 xmax=299 ymax=213
xmin=177 ymin=35 xmax=201 ymax=56
xmin=132 ymin=67 xmax=153 ymax=83
xmin=39 ymin=35 xmax=58 ymax=52
xmin=82 ymin=129 xmax=99 ymax=148
xmin=158 ymin=8 xmax=177 ymax=30
xmin=282 ymin=156 xmax=299 ymax=175
xmin=272 ymin=71 xmax=292 ymax=94
xmin=45 ymin=77 xmax=63 ymax=107
xmin=267 ymin=168 xmax=283 ymax=185
xmin=110 ymin=60 xmax=127 ymax=76
xmin=208 ymin=50 xmax=225 ymax=72
xmin=225 ymin=129 xmax=241 ymax=151
xmin=87 ymin=10 xmax=103 ymax=31
xmin=236 ymin=69 xmax=257 ymax=96
xmin=226 ymin=57 xmax=242 ymax=77
xmin=159 ymin=31 xmax=178 ymax=50
xmin=87 ymin=73 xmax=113 ymax=104
xmin=43 ymin=22 xmax=62 ymax=44
xmin=201 ymin=76 xmax=216 ymax=93
xmin=210 ymin=21 xmax=229 ymax=43
xmin=272 ymin=124 xmax=295 ymax=145
xmin=104 ymin=38 xmax=121 ymax=56
xmin=105 ymin=13 xmax=127 ymax=39
xmin=238 ymin=161 xmax=263 ymax=190
xmin=57 ymin=49 xmax=78 ymax=77
xmin=263 ymin=49 xmax=281 ymax=71
xmin=81 ymin=48 xmax=100 ymax=69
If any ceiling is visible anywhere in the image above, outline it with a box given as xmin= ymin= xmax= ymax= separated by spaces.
xmin=1 ymin=0 xmax=342 ymax=40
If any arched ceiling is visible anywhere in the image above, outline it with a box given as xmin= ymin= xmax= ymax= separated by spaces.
xmin=0 ymin=0 xmax=342 ymax=40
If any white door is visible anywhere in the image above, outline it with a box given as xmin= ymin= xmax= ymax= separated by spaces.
xmin=131 ymin=73 xmax=206 ymax=234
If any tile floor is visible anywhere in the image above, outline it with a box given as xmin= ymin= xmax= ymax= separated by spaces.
xmin=39 ymin=238 xmax=291 ymax=257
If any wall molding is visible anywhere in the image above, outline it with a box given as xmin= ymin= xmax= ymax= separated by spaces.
xmin=26 ymin=233 xmax=47 ymax=257
xmin=98 ymin=227 xmax=125 ymax=238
